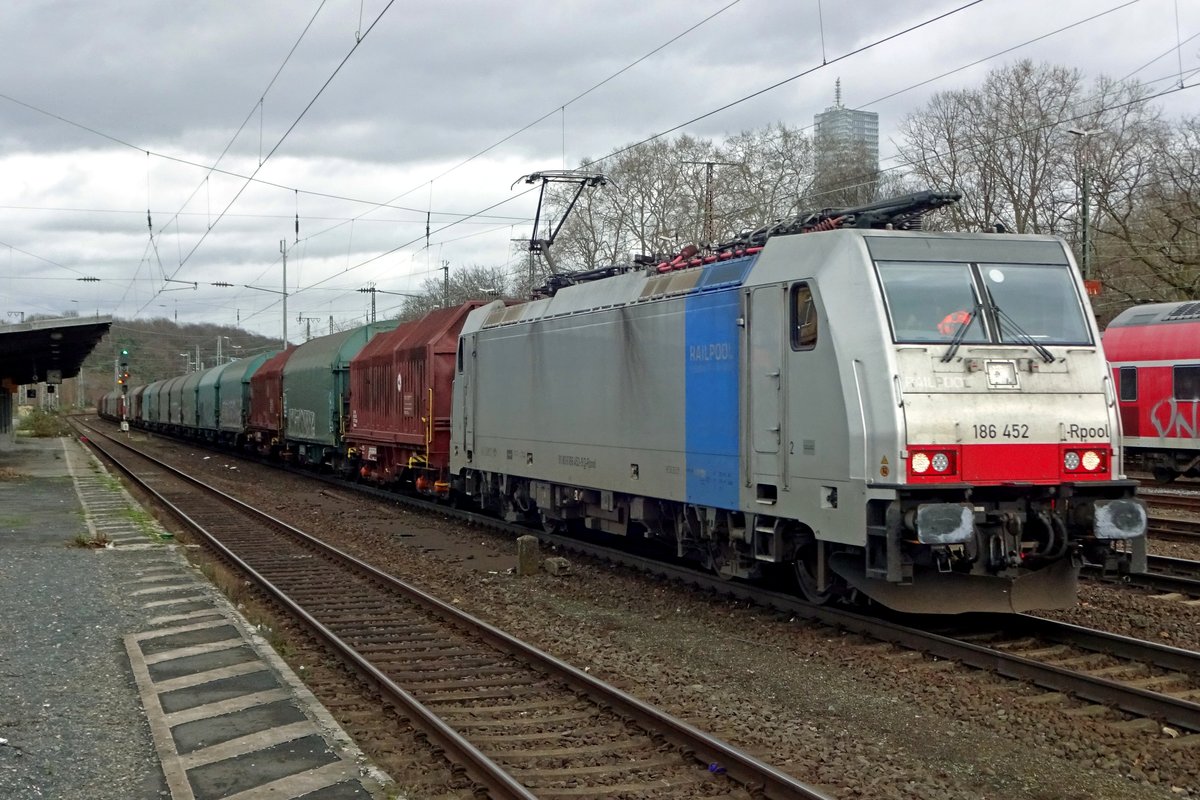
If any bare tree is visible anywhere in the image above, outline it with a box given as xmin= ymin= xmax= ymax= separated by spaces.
xmin=546 ymin=124 xmax=817 ymax=270
xmin=1095 ymin=114 xmax=1200 ymax=307
xmin=811 ymin=138 xmax=877 ymax=209
xmin=895 ymin=59 xmax=1182 ymax=324
xmin=396 ymin=264 xmax=510 ymax=319
xmin=719 ymin=123 xmax=815 ymax=234
xmin=897 ymin=61 xmax=1089 ymax=233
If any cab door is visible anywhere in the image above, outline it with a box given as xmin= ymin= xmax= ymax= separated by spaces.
xmin=459 ymin=334 xmax=476 ymax=457
xmin=746 ymin=285 xmax=787 ymax=497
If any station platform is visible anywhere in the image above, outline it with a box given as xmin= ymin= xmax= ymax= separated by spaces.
xmin=0 ymin=436 xmax=393 ymax=800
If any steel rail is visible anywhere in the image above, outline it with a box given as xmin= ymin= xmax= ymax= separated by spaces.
xmin=77 ymin=424 xmax=537 ymax=800
xmin=1147 ymin=554 xmax=1200 ymax=580
xmin=1140 ymin=491 xmax=1200 ymax=513
xmin=1148 ymin=516 xmax=1200 ymax=541
xmin=1082 ymin=555 xmax=1200 ymax=597
xmin=77 ymin=421 xmax=831 ymax=800
xmin=529 ymin=532 xmax=1200 ymax=732
xmin=89 ymin=419 xmax=1200 ymax=733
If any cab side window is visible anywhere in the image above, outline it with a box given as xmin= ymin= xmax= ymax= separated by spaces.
xmin=791 ymin=282 xmax=818 ymax=351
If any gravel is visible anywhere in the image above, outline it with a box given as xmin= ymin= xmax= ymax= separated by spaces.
xmin=115 ymin=428 xmax=1199 ymax=799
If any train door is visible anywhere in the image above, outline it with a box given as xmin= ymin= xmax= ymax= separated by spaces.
xmin=785 ymin=281 xmax=852 ymax=482
xmin=458 ymin=334 xmax=475 ymax=456
xmin=746 ymin=285 xmax=787 ymax=497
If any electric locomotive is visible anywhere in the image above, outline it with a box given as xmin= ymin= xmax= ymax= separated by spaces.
xmin=450 ymin=192 xmax=1147 ymax=614
xmin=1104 ymin=300 xmax=1200 ymax=482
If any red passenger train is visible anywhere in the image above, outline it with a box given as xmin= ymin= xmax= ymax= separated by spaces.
xmin=1104 ymin=300 xmax=1200 ymax=481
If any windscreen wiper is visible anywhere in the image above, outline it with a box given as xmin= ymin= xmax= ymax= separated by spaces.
xmin=940 ymin=299 xmax=982 ymax=363
xmin=982 ymin=288 xmax=1055 ymax=363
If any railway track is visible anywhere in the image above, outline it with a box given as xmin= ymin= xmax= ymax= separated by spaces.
xmin=87 ymin=419 xmax=1200 ymax=745
xmin=75 ymin=420 xmax=829 ymax=800
xmin=1140 ymin=489 xmax=1200 ymax=515
xmin=1082 ymin=554 xmax=1200 ymax=599
xmin=541 ymin=537 xmax=1200 ymax=735
xmin=1148 ymin=515 xmax=1200 ymax=542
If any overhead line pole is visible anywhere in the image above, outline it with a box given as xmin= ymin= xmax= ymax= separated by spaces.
xmin=281 ymin=240 xmax=288 ymax=347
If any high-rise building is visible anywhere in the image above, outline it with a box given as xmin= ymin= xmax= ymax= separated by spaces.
xmin=813 ymin=80 xmax=880 ymax=205
xmin=811 ymin=79 xmax=878 ymax=167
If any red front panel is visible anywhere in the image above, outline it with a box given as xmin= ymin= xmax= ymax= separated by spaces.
xmin=907 ymin=443 xmax=1112 ymax=484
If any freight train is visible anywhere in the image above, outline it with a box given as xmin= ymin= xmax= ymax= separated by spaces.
xmin=1104 ymin=300 xmax=1200 ymax=482
xmin=101 ymin=191 xmax=1147 ymax=614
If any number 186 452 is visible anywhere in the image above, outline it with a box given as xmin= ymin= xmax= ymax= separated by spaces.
xmin=972 ymin=423 xmax=1029 ymax=439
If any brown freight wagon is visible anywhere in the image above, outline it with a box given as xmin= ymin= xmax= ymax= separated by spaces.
xmin=347 ymin=302 xmax=482 ymax=494
xmin=246 ymin=345 xmax=296 ymax=454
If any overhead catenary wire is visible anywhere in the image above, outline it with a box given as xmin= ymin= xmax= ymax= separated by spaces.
xmin=9 ymin=1 xmax=1196 ymax=334
xmin=317 ymin=0 xmax=1151 ymax=297
xmin=147 ymin=1 xmax=330 ymax=259
xmin=1 ymin=0 xmax=994 ymax=329
xmin=146 ymin=0 xmax=399 ymax=308
xmin=581 ymin=0 xmax=986 ymax=168
xmin=358 ymin=0 xmax=1098 ymax=304
xmin=280 ymin=0 xmax=992 ymax=302
xmin=284 ymin=0 xmax=749 ymax=267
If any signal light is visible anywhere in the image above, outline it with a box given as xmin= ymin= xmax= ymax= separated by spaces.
xmin=908 ymin=449 xmax=957 ymax=479
xmin=1063 ymin=448 xmax=1107 ymax=474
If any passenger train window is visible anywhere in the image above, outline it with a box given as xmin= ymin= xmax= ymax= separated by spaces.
xmin=457 ymin=339 xmax=464 ymax=372
xmin=791 ymin=283 xmax=818 ymax=350
xmin=1174 ymin=365 xmax=1200 ymax=401
xmin=1118 ymin=367 xmax=1137 ymax=402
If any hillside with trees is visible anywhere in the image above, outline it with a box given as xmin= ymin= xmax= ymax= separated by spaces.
xmin=74 ymin=316 xmax=281 ymax=405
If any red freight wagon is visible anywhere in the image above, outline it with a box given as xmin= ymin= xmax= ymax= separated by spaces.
xmin=246 ymin=345 xmax=296 ymax=454
xmin=347 ymin=303 xmax=482 ymax=494
xmin=1104 ymin=301 xmax=1200 ymax=481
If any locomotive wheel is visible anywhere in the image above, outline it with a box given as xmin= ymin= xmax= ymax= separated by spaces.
xmin=793 ymin=541 xmax=833 ymax=605
xmin=705 ymin=542 xmax=737 ymax=581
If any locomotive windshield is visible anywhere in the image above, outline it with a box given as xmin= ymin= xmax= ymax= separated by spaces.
xmin=877 ymin=261 xmax=1092 ymax=346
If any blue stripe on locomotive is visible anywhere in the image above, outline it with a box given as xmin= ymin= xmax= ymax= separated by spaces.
xmin=684 ymin=273 xmax=745 ymax=509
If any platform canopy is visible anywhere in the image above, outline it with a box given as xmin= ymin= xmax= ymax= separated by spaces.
xmin=0 ymin=316 xmax=112 ymax=386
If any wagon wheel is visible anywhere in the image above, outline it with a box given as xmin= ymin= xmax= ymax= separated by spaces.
xmin=1153 ymin=466 xmax=1179 ymax=484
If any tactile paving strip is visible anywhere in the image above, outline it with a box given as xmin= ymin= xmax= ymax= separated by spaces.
xmin=65 ymin=438 xmax=391 ymax=800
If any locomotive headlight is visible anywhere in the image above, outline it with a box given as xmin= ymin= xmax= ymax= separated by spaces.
xmin=931 ymin=453 xmax=950 ymax=473
xmin=1063 ymin=451 xmax=1081 ymax=471
xmin=1082 ymin=450 xmax=1101 ymax=471
xmin=911 ymin=453 xmax=931 ymax=473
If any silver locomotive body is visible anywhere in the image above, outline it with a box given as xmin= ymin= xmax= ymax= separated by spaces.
xmin=450 ymin=228 xmax=1145 ymax=613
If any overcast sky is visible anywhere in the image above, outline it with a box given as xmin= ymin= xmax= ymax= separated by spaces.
xmin=1 ymin=0 xmax=1196 ymax=342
